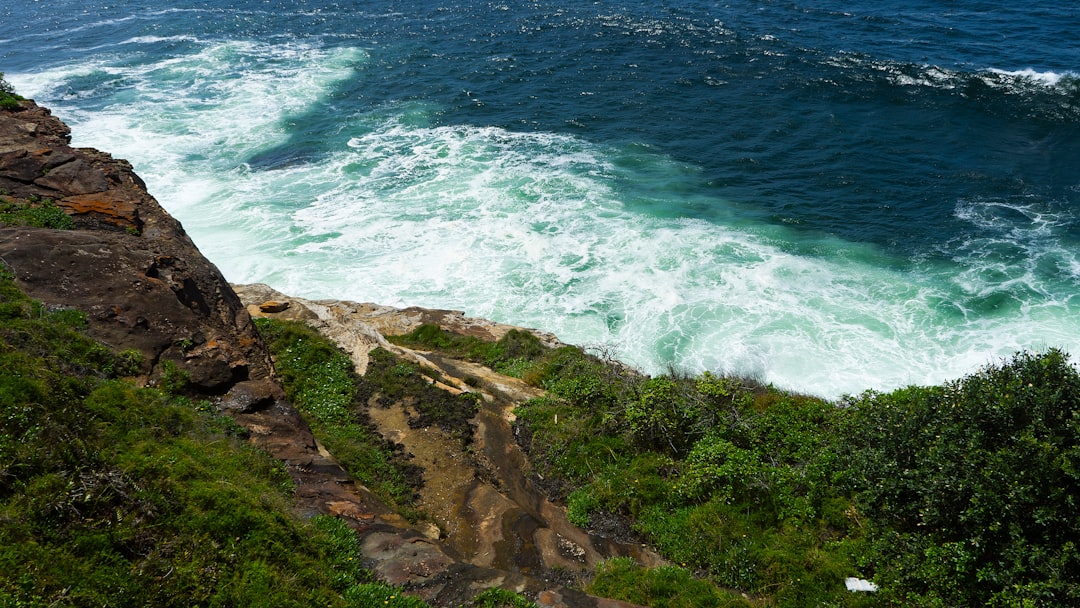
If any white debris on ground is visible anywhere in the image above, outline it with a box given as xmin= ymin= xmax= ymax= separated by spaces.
xmin=845 ymin=577 xmax=879 ymax=592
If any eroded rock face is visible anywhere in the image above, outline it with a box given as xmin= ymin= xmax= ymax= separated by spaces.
xmin=0 ymin=101 xmax=271 ymax=391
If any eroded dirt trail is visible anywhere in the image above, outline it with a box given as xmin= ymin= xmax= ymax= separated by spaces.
xmin=235 ymin=283 xmax=664 ymax=590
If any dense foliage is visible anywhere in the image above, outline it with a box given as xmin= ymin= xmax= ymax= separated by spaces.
xmin=843 ymin=349 xmax=1080 ymax=606
xmin=512 ymin=355 xmax=867 ymax=606
xmin=394 ymin=323 xmax=1080 ymax=607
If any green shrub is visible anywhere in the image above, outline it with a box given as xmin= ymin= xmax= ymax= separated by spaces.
xmin=844 ymin=349 xmax=1080 ymax=606
xmin=0 ymin=72 xmax=23 ymax=110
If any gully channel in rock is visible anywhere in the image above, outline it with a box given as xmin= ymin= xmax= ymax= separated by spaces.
xmin=234 ymin=283 xmax=665 ymax=586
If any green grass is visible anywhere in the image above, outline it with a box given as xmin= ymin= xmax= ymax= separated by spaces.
xmin=467 ymin=587 xmax=538 ymax=608
xmin=253 ymin=318 xmax=423 ymax=511
xmin=0 ymin=269 xmax=433 ymax=607
xmin=588 ymin=558 xmax=753 ymax=608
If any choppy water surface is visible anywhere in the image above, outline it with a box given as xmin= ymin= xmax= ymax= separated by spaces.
xmin=3 ymin=0 xmax=1078 ymax=396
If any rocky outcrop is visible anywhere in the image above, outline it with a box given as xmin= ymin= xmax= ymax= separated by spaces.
xmin=0 ymin=100 xmax=648 ymax=608
xmin=234 ymin=285 xmax=664 ymax=594
xmin=0 ymin=100 xmax=269 ymax=390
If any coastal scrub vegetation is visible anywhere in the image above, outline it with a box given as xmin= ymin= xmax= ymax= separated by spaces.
xmin=394 ymin=323 xmax=1080 ymax=607
xmin=0 ymin=195 xmax=76 ymax=230
xmin=4 ymin=259 xmax=1077 ymax=608
xmin=0 ymin=268 xmax=397 ymax=606
xmin=0 ymin=269 xmax=545 ymax=607
xmin=0 ymin=72 xmax=22 ymax=110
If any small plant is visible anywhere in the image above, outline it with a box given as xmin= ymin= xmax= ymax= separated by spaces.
xmin=0 ymin=72 xmax=23 ymax=110
xmin=156 ymin=359 xmax=190 ymax=394
xmin=469 ymin=587 xmax=538 ymax=608
xmin=0 ymin=197 xmax=75 ymax=229
xmin=113 ymin=349 xmax=144 ymax=376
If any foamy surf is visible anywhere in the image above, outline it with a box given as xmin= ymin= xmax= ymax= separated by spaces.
xmin=5 ymin=2 xmax=1078 ymax=398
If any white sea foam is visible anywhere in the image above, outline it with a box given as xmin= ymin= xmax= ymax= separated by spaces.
xmin=12 ymin=40 xmax=1080 ymax=398
xmin=988 ymin=68 xmax=1072 ymax=87
xmin=120 ymin=35 xmax=203 ymax=45
xmin=824 ymin=53 xmax=1078 ymax=95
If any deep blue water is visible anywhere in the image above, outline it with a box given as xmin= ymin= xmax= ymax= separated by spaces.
xmin=3 ymin=0 xmax=1078 ymax=396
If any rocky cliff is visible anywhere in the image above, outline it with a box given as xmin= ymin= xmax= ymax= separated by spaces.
xmin=0 ymin=99 xmax=647 ymax=608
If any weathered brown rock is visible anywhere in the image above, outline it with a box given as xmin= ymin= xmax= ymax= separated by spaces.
xmin=0 ymin=101 xmax=270 ymax=391
xmin=221 ymin=378 xmax=285 ymax=413
xmin=0 ymin=101 xmax=143 ymax=232
xmin=259 ymin=299 xmax=290 ymax=313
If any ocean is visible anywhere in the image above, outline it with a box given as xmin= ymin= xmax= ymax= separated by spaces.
xmin=2 ymin=0 xmax=1078 ymax=397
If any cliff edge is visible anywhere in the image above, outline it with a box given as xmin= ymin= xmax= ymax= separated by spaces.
xmin=0 ymin=99 xmax=645 ymax=608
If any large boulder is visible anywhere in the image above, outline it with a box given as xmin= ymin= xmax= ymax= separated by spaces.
xmin=0 ymin=100 xmax=271 ymax=391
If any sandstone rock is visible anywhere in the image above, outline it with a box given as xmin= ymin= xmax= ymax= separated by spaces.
xmin=59 ymin=191 xmax=140 ymax=231
xmin=0 ymin=227 xmax=265 ymax=392
xmin=361 ymin=532 xmax=458 ymax=586
xmin=259 ymin=300 xmax=290 ymax=313
xmin=35 ymin=156 xmax=110 ymax=194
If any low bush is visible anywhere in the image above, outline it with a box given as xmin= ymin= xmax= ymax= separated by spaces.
xmin=0 ymin=72 xmax=23 ymax=110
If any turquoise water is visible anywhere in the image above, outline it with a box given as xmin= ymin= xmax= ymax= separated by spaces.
xmin=3 ymin=1 xmax=1078 ymax=396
